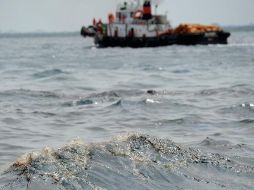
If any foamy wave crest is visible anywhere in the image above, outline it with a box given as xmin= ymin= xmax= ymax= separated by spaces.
xmin=1 ymin=134 xmax=254 ymax=190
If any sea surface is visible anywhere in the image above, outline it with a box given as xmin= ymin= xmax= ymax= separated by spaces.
xmin=0 ymin=30 xmax=254 ymax=190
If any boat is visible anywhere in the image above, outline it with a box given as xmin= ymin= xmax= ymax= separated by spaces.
xmin=80 ymin=0 xmax=230 ymax=48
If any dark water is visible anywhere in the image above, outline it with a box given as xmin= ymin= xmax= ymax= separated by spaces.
xmin=0 ymin=30 xmax=254 ymax=189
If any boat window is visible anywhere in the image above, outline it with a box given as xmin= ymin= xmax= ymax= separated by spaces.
xmin=118 ymin=13 xmax=122 ymax=21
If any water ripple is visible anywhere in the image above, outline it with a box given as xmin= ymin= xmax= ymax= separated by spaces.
xmin=32 ymin=69 xmax=68 ymax=79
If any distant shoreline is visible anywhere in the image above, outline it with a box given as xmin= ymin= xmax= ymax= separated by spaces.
xmin=0 ymin=31 xmax=79 ymax=38
xmin=223 ymin=24 xmax=254 ymax=32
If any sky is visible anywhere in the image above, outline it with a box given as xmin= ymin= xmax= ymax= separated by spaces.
xmin=0 ymin=0 xmax=253 ymax=32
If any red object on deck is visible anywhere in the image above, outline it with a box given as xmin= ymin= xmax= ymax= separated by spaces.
xmin=93 ymin=18 xmax=96 ymax=26
xmin=143 ymin=0 xmax=152 ymax=20
xmin=97 ymin=19 xmax=103 ymax=33
xmin=108 ymin=14 xmax=115 ymax=24
xmin=143 ymin=6 xmax=151 ymax=15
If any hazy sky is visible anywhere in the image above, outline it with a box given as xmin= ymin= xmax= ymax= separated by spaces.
xmin=0 ymin=0 xmax=253 ymax=32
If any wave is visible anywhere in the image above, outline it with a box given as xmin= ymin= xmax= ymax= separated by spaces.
xmin=198 ymin=137 xmax=252 ymax=151
xmin=219 ymin=102 xmax=254 ymax=114
xmin=32 ymin=111 xmax=57 ymax=117
xmin=197 ymin=85 xmax=254 ymax=97
xmin=227 ymin=43 xmax=254 ymax=47
xmin=239 ymin=119 xmax=254 ymax=124
xmin=0 ymin=89 xmax=61 ymax=99
xmin=32 ymin=69 xmax=68 ymax=79
xmin=1 ymin=134 xmax=253 ymax=190
xmin=212 ymin=43 xmax=254 ymax=48
xmin=157 ymin=115 xmax=203 ymax=125
xmin=61 ymin=90 xmax=143 ymax=108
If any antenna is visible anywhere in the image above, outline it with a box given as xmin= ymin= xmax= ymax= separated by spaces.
xmin=136 ymin=0 xmax=141 ymax=8
xmin=155 ymin=4 xmax=158 ymax=15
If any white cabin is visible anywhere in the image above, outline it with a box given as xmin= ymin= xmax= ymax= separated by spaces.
xmin=105 ymin=0 xmax=171 ymax=38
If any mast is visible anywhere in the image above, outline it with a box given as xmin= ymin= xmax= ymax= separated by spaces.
xmin=155 ymin=4 xmax=158 ymax=15
xmin=136 ymin=0 xmax=141 ymax=8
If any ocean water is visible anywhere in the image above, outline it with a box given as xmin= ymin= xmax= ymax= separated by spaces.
xmin=0 ymin=30 xmax=254 ymax=190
